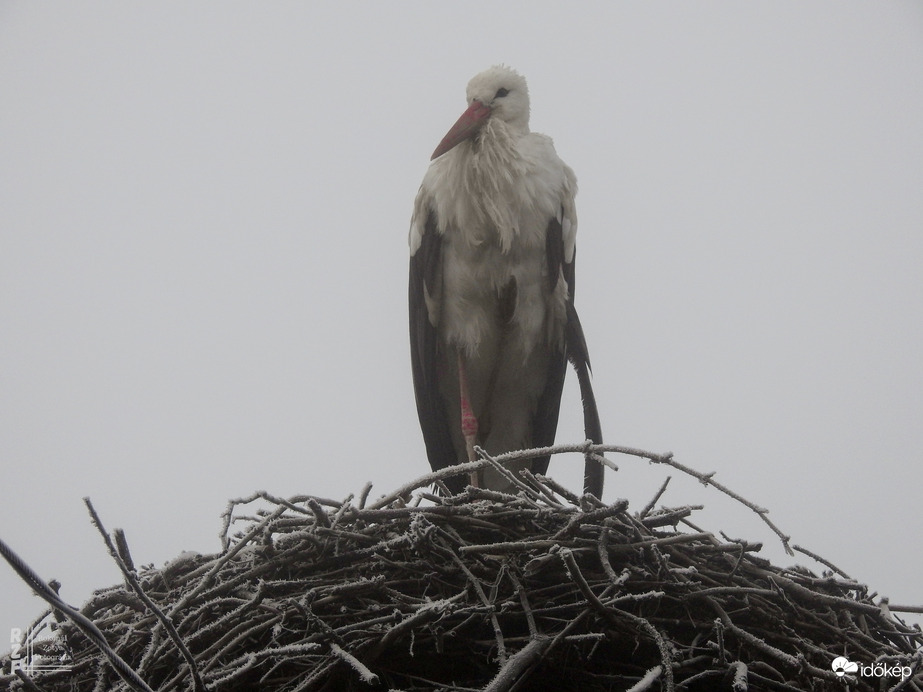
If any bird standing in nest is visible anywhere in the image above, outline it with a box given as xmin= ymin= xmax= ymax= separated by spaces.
xmin=409 ymin=65 xmax=603 ymax=496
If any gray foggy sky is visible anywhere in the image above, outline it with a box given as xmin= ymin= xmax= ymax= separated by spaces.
xmin=1 ymin=2 xmax=922 ymax=637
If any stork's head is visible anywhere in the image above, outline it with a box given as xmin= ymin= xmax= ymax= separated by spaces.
xmin=431 ymin=65 xmax=530 ymax=160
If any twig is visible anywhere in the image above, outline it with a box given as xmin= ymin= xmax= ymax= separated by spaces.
xmin=639 ymin=476 xmax=672 ymax=519
xmin=559 ymin=548 xmax=674 ymax=691
xmin=0 ymin=536 xmax=155 ymax=692
xmin=508 ymin=571 xmax=538 ymax=638
xmin=640 ymin=450 xmax=793 ymax=555
xmin=482 ymin=636 xmax=551 ymax=692
xmin=14 ymin=670 xmax=50 ymax=692
xmin=443 ymin=547 xmax=508 ymax=665
xmin=329 ymin=642 xmax=378 ymax=684
xmin=792 ymin=544 xmax=853 ymax=580
xmin=83 ymin=498 xmax=206 ymax=692
xmin=358 ymin=482 xmax=373 ymax=510
xmin=730 ymin=660 xmax=748 ymax=691
xmin=625 ymin=665 xmax=662 ymax=692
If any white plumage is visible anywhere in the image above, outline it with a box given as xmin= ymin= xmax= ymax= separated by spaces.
xmin=409 ymin=66 xmax=602 ymax=495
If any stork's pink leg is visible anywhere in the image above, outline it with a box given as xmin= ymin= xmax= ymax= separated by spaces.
xmin=457 ymin=352 xmax=480 ymax=487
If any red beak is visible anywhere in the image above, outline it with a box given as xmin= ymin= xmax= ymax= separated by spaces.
xmin=431 ymin=100 xmax=491 ymax=160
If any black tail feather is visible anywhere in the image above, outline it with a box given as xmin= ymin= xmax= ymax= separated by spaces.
xmin=565 ymin=302 xmax=604 ymax=498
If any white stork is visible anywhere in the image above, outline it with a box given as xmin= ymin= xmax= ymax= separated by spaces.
xmin=409 ymin=65 xmax=603 ymax=496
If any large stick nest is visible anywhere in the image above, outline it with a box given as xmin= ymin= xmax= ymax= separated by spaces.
xmin=2 ymin=445 xmax=921 ymax=691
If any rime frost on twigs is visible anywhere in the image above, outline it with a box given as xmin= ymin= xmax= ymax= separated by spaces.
xmin=1 ymin=444 xmax=921 ymax=691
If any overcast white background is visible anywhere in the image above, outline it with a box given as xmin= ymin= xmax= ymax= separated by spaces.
xmin=2 ymin=3 xmax=922 ymax=641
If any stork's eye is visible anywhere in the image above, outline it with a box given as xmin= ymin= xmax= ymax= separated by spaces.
xmin=495 ymin=88 xmax=510 ymax=99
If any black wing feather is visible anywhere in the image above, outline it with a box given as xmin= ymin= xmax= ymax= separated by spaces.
xmin=529 ymin=217 xmax=569 ymax=476
xmin=566 ymin=298 xmax=604 ymax=497
xmin=409 ymin=211 xmax=466 ymax=493
xmin=534 ymin=212 xmax=604 ymax=497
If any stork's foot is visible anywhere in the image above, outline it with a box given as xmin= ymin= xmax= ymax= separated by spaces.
xmin=465 ymin=432 xmax=480 ymax=488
